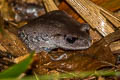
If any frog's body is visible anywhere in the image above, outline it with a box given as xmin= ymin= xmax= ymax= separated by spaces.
xmin=18 ymin=10 xmax=91 ymax=53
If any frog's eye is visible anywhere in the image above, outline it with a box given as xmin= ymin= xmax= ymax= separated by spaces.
xmin=64 ymin=35 xmax=78 ymax=44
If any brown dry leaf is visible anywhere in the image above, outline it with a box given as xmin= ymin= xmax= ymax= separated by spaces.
xmin=32 ymin=45 xmax=115 ymax=75
xmin=14 ymin=54 xmax=30 ymax=63
xmin=0 ymin=11 xmax=28 ymax=56
xmin=0 ymin=50 xmax=15 ymax=71
xmin=22 ymin=0 xmax=42 ymax=4
xmin=110 ymin=41 xmax=120 ymax=53
xmin=0 ymin=0 xmax=15 ymax=21
xmin=0 ymin=12 xmax=7 ymax=52
xmin=0 ymin=44 xmax=6 ymax=52
xmin=32 ymin=49 xmax=115 ymax=75
xmin=0 ymin=29 xmax=29 ymax=56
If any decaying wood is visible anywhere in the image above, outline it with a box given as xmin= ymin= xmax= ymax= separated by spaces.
xmin=43 ymin=0 xmax=58 ymax=12
xmin=66 ymin=0 xmax=117 ymax=36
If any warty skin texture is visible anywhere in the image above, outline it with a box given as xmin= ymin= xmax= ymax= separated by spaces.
xmin=18 ymin=10 xmax=91 ymax=53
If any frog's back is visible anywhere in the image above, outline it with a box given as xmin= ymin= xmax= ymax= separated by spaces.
xmin=19 ymin=10 xmax=82 ymax=33
xmin=18 ymin=10 xmax=71 ymax=52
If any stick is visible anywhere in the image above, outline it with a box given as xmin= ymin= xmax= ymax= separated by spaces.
xmin=43 ymin=0 xmax=59 ymax=12
xmin=66 ymin=0 xmax=119 ymax=36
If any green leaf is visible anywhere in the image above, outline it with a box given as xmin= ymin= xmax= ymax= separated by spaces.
xmin=0 ymin=51 xmax=34 ymax=79
xmin=34 ymin=72 xmax=39 ymax=80
xmin=1 ymin=71 xmax=120 ymax=80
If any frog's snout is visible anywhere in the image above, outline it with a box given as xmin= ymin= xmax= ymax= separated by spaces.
xmin=62 ymin=34 xmax=92 ymax=50
xmin=64 ymin=35 xmax=78 ymax=44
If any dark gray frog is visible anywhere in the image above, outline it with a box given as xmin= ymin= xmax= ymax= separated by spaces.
xmin=18 ymin=10 xmax=92 ymax=53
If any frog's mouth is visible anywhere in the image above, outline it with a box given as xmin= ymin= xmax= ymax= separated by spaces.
xmin=53 ymin=35 xmax=92 ymax=50
xmin=58 ymin=39 xmax=91 ymax=50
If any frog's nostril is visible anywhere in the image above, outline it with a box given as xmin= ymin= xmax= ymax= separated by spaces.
xmin=66 ymin=37 xmax=78 ymax=44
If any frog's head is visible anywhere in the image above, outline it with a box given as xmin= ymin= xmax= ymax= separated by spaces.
xmin=52 ymin=23 xmax=92 ymax=50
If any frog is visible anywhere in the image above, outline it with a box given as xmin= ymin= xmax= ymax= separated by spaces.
xmin=18 ymin=10 xmax=92 ymax=53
